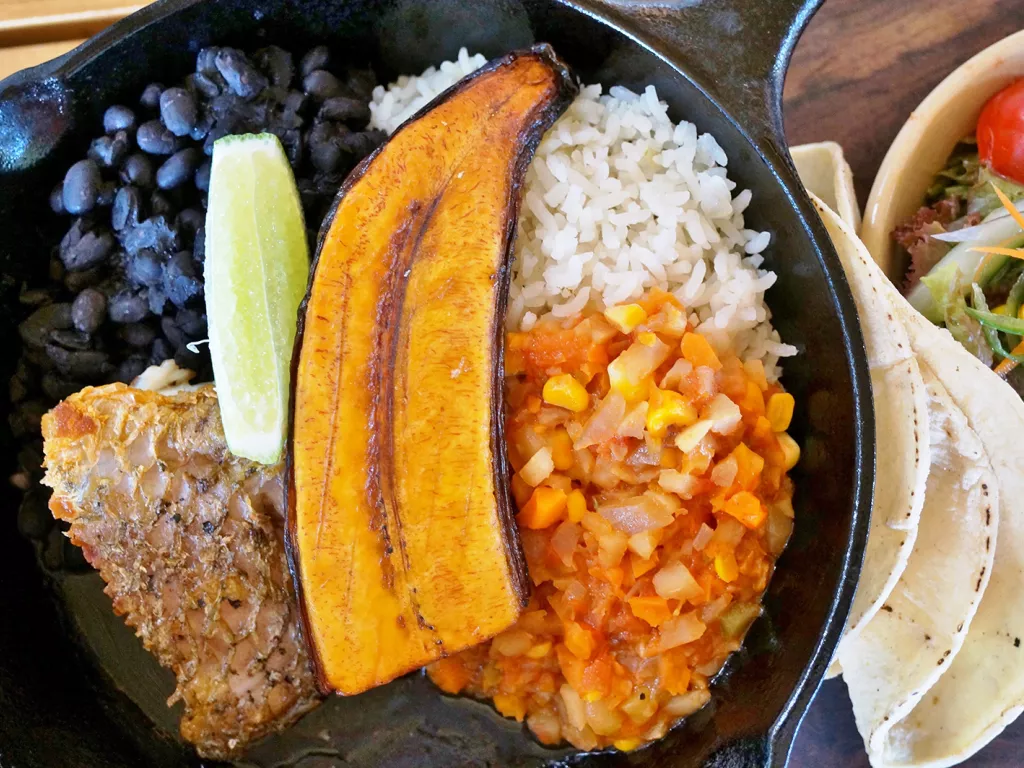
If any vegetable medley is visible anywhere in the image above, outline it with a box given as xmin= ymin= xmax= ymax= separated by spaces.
xmin=894 ymin=78 xmax=1024 ymax=392
xmin=428 ymin=290 xmax=798 ymax=751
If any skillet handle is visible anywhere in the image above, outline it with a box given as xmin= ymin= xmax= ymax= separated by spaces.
xmin=574 ymin=0 xmax=824 ymax=150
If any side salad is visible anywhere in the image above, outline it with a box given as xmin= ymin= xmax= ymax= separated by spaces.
xmin=893 ymin=78 xmax=1024 ymax=392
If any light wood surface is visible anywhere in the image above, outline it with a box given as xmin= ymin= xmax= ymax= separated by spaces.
xmin=0 ymin=0 xmax=140 ymax=45
xmin=0 ymin=38 xmax=81 ymax=78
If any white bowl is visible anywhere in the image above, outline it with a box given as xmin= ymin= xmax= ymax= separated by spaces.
xmin=862 ymin=29 xmax=1024 ymax=281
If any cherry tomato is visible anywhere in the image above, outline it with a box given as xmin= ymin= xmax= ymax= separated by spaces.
xmin=977 ymin=78 xmax=1024 ymax=185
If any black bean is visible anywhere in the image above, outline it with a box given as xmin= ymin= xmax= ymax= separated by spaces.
xmin=149 ymin=191 xmax=176 ymax=218
xmin=64 ymin=266 xmax=104 ymax=293
xmin=19 ymin=287 xmax=55 ymax=307
xmin=174 ymin=344 xmax=202 ymax=370
xmin=192 ymin=72 xmax=221 ymax=99
xmin=255 ymin=46 xmax=294 ymax=88
xmin=49 ymin=257 xmax=65 ymax=283
xmin=140 ymin=83 xmax=164 ymax=110
xmin=49 ymin=329 xmax=92 ymax=351
xmin=62 ymin=160 xmax=102 ymax=215
xmin=196 ymin=48 xmax=220 ymax=76
xmin=193 ymin=226 xmax=206 ymax=262
xmin=303 ymin=69 xmax=343 ymax=101
xmin=310 ymin=139 xmax=342 ymax=174
xmin=88 ymin=135 xmax=125 ymax=168
xmin=164 ymin=251 xmax=202 ymax=308
xmin=9 ymin=371 xmax=28 ymax=403
xmin=126 ymin=248 xmax=164 ymax=286
xmin=300 ymin=46 xmax=330 ymax=77
xmin=108 ymin=290 xmax=149 ymax=324
xmin=176 ymin=308 xmax=206 ymax=336
xmin=72 ymin=288 xmax=107 ymax=333
xmin=112 ymin=185 xmax=144 ymax=231
xmin=177 ymin=208 xmax=204 ymax=235
xmin=9 ymin=400 xmax=46 ymax=439
xmin=161 ymin=315 xmax=186 ymax=348
xmin=157 ymin=148 xmax=202 ymax=189
xmin=318 ymin=96 xmax=371 ymax=125
xmin=96 ymin=182 xmax=117 ymax=208
xmin=17 ymin=489 xmax=51 ymax=541
xmin=104 ymin=105 xmax=137 ymax=133
xmin=280 ymin=128 xmax=303 ymax=168
xmin=151 ymin=337 xmax=174 ymax=365
xmin=340 ymin=129 xmax=386 ymax=157
xmin=119 ymin=322 xmax=156 ymax=348
xmin=137 ymin=119 xmax=180 ymax=155
xmin=159 ymin=87 xmax=198 ymax=137
xmin=195 ymin=161 xmax=211 ymax=192
xmin=20 ymin=303 xmax=73 ymax=349
xmin=121 ymin=153 xmax=155 ymax=188
xmin=147 ymin=287 xmax=168 ymax=316
xmin=49 ymin=183 xmax=65 ymax=214
xmin=42 ymin=371 xmax=86 ymax=401
xmin=190 ymin=109 xmax=214 ymax=141
xmin=62 ymin=230 xmax=113 ymax=272
xmin=215 ymin=48 xmax=268 ymax=100
xmin=116 ymin=355 xmax=148 ymax=383
xmin=46 ymin=344 xmax=112 ymax=379
xmin=343 ymin=68 xmax=377 ymax=101
xmin=23 ymin=347 xmax=56 ymax=373
xmin=122 ymin=217 xmax=181 ymax=262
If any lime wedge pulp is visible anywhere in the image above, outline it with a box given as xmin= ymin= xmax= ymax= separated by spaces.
xmin=205 ymin=133 xmax=310 ymax=464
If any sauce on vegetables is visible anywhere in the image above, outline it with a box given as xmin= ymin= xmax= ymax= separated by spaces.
xmin=428 ymin=290 xmax=798 ymax=752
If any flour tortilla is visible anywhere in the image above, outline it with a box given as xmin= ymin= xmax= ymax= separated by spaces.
xmin=838 ymin=367 xmax=996 ymax=762
xmin=791 ymin=141 xmax=861 ymax=231
xmin=807 ymin=195 xmax=930 ymax=677
xmin=871 ymin=294 xmax=1024 ymax=768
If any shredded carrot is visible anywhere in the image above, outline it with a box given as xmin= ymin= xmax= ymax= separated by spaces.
xmin=968 ymin=246 xmax=1024 ymax=261
xmin=993 ymin=183 xmax=1024 ymax=233
xmin=995 ymin=338 xmax=1024 ymax=378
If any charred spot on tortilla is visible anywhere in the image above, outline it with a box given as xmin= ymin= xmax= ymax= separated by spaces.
xmin=1016 ymin=638 xmax=1021 ymax=648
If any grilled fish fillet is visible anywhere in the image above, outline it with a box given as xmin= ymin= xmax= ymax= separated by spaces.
xmin=41 ymin=383 xmax=320 ymax=759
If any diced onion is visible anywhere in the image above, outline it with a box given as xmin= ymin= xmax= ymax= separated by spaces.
xmin=550 ymin=521 xmax=580 ymax=566
xmin=660 ymin=358 xmax=694 ymax=390
xmin=649 ymin=611 xmax=706 ymax=654
xmin=710 ymin=456 xmax=738 ymax=486
xmin=767 ymin=503 xmax=795 ymax=556
xmin=617 ymin=402 xmax=649 ymax=438
xmin=692 ymin=522 xmax=715 ymax=551
xmin=709 ymin=517 xmax=746 ymax=550
xmin=658 ymin=469 xmax=698 ymax=498
xmin=665 ymin=689 xmax=711 ymax=717
xmin=585 ymin=699 xmax=624 ymax=736
xmin=560 ymin=684 xmax=588 ymax=731
xmin=628 ymin=529 xmax=661 ymax=559
xmin=703 ymin=394 xmax=742 ymax=434
xmin=575 ymin=392 xmax=627 ymax=449
xmin=653 ymin=561 xmax=704 ymax=602
xmin=492 ymin=630 xmax=534 ymax=656
xmin=598 ymin=495 xmax=674 ymax=534
xmin=520 ymin=446 xmax=554 ymax=487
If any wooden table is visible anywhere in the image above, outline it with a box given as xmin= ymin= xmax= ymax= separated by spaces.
xmin=1 ymin=0 xmax=1022 ymax=765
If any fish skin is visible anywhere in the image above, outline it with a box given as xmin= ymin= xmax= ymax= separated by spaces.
xmin=41 ymin=383 xmax=320 ymax=759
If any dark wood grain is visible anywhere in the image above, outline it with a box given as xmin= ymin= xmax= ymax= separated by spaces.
xmin=785 ymin=0 xmax=1024 ymax=205
xmin=784 ymin=2 xmax=1024 ymax=763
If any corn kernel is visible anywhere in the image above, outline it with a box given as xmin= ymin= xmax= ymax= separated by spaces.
xmin=767 ymin=392 xmax=795 ymax=432
xmin=714 ymin=551 xmax=739 ymax=582
xmin=567 ymin=489 xmax=588 ymax=523
xmin=614 ymin=739 xmax=643 ymax=752
xmin=608 ymin=362 xmax=653 ymax=402
xmin=604 ymin=303 xmax=648 ymax=333
xmin=637 ymin=331 xmax=659 ymax=347
xmin=645 ymin=388 xmax=699 ymax=438
xmin=543 ymin=373 xmax=590 ymax=412
xmin=526 ymin=641 xmax=553 ymax=659
xmin=493 ymin=693 xmax=527 ymax=721
xmin=778 ymin=432 xmax=801 ymax=470
xmin=994 ymin=304 xmax=1009 ymax=315
xmin=583 ymin=690 xmax=604 ymax=703
xmin=675 ymin=419 xmax=713 ymax=452
xmin=550 ymin=428 xmax=575 ymax=471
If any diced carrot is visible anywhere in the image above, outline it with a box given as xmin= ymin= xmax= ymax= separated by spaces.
xmin=493 ymin=693 xmax=527 ymax=721
xmin=588 ymin=343 xmax=610 ymax=364
xmin=740 ymin=380 xmax=766 ymax=418
xmin=605 ymin=566 xmax=625 ymax=589
xmin=519 ymin=487 xmax=568 ymax=529
xmin=628 ymin=595 xmax=672 ymax=627
xmin=681 ymin=332 xmax=722 ymax=371
xmin=526 ymin=395 xmax=543 ymax=413
xmin=729 ymin=443 xmax=765 ymax=493
xmin=430 ymin=657 xmax=471 ymax=694
xmin=565 ymin=621 xmax=597 ymax=660
xmin=658 ymin=652 xmax=692 ymax=695
xmin=631 ymin=551 xmax=660 ymax=578
xmin=722 ymin=490 xmax=767 ymax=529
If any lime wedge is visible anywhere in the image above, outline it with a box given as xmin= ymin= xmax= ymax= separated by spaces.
xmin=205 ymin=133 xmax=309 ymax=464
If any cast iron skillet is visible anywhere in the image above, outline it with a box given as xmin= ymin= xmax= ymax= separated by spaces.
xmin=0 ymin=0 xmax=872 ymax=766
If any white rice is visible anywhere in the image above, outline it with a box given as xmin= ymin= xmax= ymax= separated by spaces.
xmin=369 ymin=49 xmax=797 ymax=381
